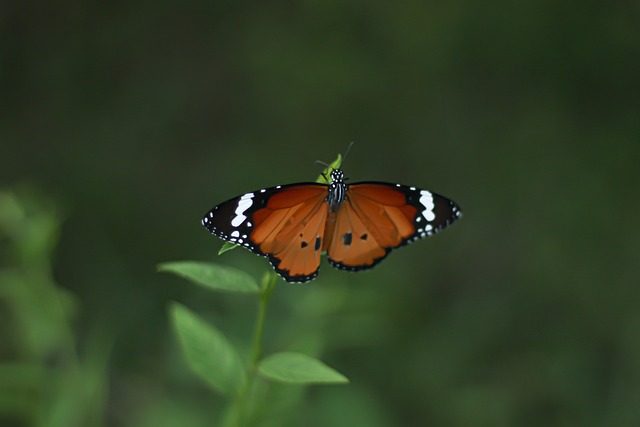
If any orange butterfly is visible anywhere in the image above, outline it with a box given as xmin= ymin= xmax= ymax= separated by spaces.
xmin=202 ymin=168 xmax=462 ymax=283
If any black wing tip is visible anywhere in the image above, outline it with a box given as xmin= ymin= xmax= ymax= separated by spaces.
xmin=201 ymin=209 xmax=216 ymax=233
xmin=450 ymin=198 xmax=463 ymax=217
xmin=202 ymin=219 xmax=214 ymax=233
xmin=443 ymin=199 xmax=463 ymax=227
xmin=415 ymin=194 xmax=463 ymax=237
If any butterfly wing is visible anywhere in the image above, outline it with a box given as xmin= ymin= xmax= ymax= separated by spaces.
xmin=327 ymin=182 xmax=462 ymax=271
xmin=202 ymin=183 xmax=329 ymax=283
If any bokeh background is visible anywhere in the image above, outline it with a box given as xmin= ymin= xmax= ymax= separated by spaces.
xmin=2 ymin=1 xmax=639 ymax=426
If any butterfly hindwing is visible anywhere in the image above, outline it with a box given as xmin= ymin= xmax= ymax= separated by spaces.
xmin=327 ymin=182 xmax=462 ymax=271
xmin=202 ymin=183 xmax=328 ymax=283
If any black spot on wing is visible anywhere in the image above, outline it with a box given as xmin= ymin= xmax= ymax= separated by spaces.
xmin=314 ymin=236 xmax=322 ymax=251
xmin=301 ymin=241 xmax=308 ymax=248
xmin=342 ymin=232 xmax=352 ymax=246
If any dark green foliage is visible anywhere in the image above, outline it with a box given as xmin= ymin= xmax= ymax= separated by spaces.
xmin=2 ymin=1 xmax=639 ymax=425
xmin=163 ymin=263 xmax=349 ymax=426
xmin=0 ymin=191 xmax=111 ymax=427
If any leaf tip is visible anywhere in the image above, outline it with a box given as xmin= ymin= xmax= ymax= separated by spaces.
xmin=218 ymin=242 xmax=239 ymax=255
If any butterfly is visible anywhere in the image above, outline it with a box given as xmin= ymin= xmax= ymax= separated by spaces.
xmin=202 ymin=168 xmax=462 ymax=283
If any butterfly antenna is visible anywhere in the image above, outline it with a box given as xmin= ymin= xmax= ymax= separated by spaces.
xmin=342 ymin=141 xmax=355 ymax=167
xmin=315 ymin=160 xmax=332 ymax=169
xmin=316 ymin=141 xmax=354 ymax=174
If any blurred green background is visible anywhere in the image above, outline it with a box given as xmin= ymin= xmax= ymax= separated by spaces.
xmin=2 ymin=1 xmax=639 ymax=426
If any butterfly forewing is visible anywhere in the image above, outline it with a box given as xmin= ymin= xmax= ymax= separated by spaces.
xmin=202 ymin=183 xmax=328 ymax=283
xmin=326 ymin=182 xmax=462 ymax=271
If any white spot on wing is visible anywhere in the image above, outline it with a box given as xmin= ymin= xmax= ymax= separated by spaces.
xmin=231 ymin=193 xmax=254 ymax=227
xmin=231 ymin=230 xmax=240 ymax=237
xmin=419 ymin=190 xmax=436 ymax=222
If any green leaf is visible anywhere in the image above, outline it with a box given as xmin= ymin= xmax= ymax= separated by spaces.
xmin=158 ymin=261 xmax=259 ymax=294
xmin=258 ymin=352 xmax=349 ymax=384
xmin=170 ymin=303 xmax=245 ymax=395
xmin=316 ymin=154 xmax=343 ymax=184
xmin=218 ymin=242 xmax=238 ymax=255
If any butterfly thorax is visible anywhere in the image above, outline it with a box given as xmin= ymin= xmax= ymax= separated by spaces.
xmin=327 ymin=169 xmax=348 ymax=212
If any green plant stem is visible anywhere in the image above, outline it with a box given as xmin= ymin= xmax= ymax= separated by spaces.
xmin=224 ymin=272 xmax=277 ymax=427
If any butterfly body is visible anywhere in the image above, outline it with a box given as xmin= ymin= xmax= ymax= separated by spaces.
xmin=202 ymin=169 xmax=461 ymax=283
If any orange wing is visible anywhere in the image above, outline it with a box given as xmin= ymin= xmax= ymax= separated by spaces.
xmin=203 ymin=183 xmax=329 ymax=283
xmin=327 ymin=182 xmax=462 ymax=271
